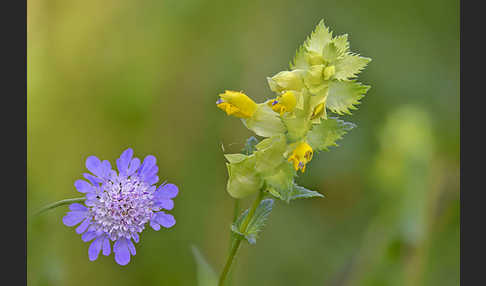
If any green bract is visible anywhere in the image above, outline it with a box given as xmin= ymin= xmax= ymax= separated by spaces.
xmin=219 ymin=19 xmax=371 ymax=201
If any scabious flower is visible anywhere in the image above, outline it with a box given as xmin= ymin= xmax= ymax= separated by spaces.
xmin=62 ymin=148 xmax=178 ymax=265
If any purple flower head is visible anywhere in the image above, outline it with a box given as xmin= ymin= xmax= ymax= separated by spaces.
xmin=63 ymin=148 xmax=179 ymax=265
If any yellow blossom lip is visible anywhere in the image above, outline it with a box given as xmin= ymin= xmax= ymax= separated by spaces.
xmin=288 ymin=142 xmax=313 ymax=172
xmin=267 ymin=91 xmax=297 ymax=116
xmin=216 ymin=90 xmax=257 ymax=118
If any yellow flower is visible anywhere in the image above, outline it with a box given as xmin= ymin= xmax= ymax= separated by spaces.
xmin=311 ymin=97 xmax=327 ymax=120
xmin=288 ymin=142 xmax=313 ymax=172
xmin=216 ymin=90 xmax=258 ymax=118
xmin=267 ymin=91 xmax=297 ymax=116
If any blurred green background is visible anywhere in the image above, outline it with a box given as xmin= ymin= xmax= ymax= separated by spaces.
xmin=27 ymin=0 xmax=459 ymax=285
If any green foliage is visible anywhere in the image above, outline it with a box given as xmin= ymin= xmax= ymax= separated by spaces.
xmin=326 ymin=80 xmax=370 ymax=115
xmin=242 ymin=104 xmax=286 ymax=137
xmin=307 ymin=117 xmax=356 ymax=151
xmin=226 ymin=155 xmax=263 ymax=198
xmin=191 ymin=245 xmax=217 ymax=286
xmin=221 ymin=19 xmax=370 ymax=204
xmin=231 ymin=199 xmax=274 ymax=244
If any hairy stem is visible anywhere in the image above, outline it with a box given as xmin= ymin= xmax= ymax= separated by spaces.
xmin=218 ymin=191 xmax=264 ymax=286
xmin=33 ymin=197 xmax=86 ymax=216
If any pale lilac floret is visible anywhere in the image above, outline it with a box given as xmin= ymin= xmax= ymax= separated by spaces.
xmin=63 ymin=148 xmax=178 ymax=265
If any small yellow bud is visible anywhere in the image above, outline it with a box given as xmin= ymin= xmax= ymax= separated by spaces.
xmin=323 ymin=65 xmax=335 ymax=80
xmin=311 ymin=96 xmax=327 ymax=120
xmin=287 ymin=142 xmax=313 ymax=173
xmin=267 ymin=91 xmax=297 ymax=116
xmin=216 ymin=90 xmax=258 ymax=118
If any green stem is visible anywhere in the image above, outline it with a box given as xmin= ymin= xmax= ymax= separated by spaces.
xmin=33 ymin=197 xmax=86 ymax=216
xmin=218 ymin=190 xmax=264 ymax=286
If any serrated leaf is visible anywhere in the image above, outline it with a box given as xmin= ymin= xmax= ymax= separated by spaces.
xmin=231 ymin=199 xmax=274 ymax=244
xmin=290 ymin=45 xmax=310 ymax=70
xmin=334 ymin=53 xmax=371 ymax=80
xmin=243 ymin=104 xmax=286 ymax=137
xmin=322 ymin=42 xmax=340 ymax=63
xmin=333 ymin=34 xmax=350 ymax=55
xmin=288 ymin=184 xmax=324 ymax=201
xmin=242 ymin=136 xmax=259 ymax=155
xmin=307 ymin=117 xmax=356 ymax=151
xmin=326 ymin=80 xmax=370 ymax=115
xmin=191 ymin=245 xmax=217 ymax=286
xmin=304 ymin=20 xmax=333 ymax=54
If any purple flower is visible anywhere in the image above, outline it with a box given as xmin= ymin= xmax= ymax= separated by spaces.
xmin=63 ymin=148 xmax=179 ymax=265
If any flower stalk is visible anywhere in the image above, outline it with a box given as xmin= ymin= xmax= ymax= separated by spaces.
xmin=33 ymin=197 xmax=86 ymax=216
xmin=219 ymin=190 xmax=265 ymax=286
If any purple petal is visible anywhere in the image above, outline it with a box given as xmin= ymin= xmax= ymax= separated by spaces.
xmin=83 ymin=173 xmax=104 ymax=185
xmin=88 ymin=236 xmax=103 ymax=261
xmin=82 ymin=231 xmax=98 ymax=242
xmin=150 ymin=220 xmax=161 ymax=231
xmin=75 ymin=218 xmax=91 ymax=234
xmin=154 ymin=212 xmax=176 ymax=228
xmin=154 ymin=199 xmax=174 ymax=210
xmin=74 ymin=180 xmax=95 ymax=193
xmin=138 ymin=155 xmax=157 ymax=179
xmin=102 ymin=237 xmax=111 ymax=256
xmin=62 ymin=212 xmax=87 ymax=227
xmin=127 ymin=239 xmax=136 ymax=255
xmin=114 ymin=238 xmax=131 ymax=266
xmin=117 ymin=148 xmax=133 ymax=175
xmin=69 ymin=203 xmax=87 ymax=212
xmin=86 ymin=156 xmax=104 ymax=178
xmin=146 ymin=175 xmax=159 ymax=185
xmin=101 ymin=160 xmax=112 ymax=178
xmin=127 ymin=158 xmax=141 ymax=176
xmin=132 ymin=233 xmax=139 ymax=243
xmin=156 ymin=183 xmax=179 ymax=199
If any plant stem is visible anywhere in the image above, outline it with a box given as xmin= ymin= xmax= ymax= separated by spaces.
xmin=218 ymin=191 xmax=264 ymax=286
xmin=33 ymin=197 xmax=86 ymax=216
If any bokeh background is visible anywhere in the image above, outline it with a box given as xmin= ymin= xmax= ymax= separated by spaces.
xmin=27 ymin=0 xmax=459 ymax=285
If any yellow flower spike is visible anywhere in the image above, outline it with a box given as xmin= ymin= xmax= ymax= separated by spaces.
xmin=323 ymin=65 xmax=335 ymax=80
xmin=287 ymin=142 xmax=314 ymax=173
xmin=267 ymin=91 xmax=297 ymax=116
xmin=216 ymin=90 xmax=258 ymax=118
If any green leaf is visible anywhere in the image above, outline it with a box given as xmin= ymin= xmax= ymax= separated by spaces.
xmin=264 ymin=162 xmax=296 ymax=201
xmin=267 ymin=70 xmax=305 ymax=93
xmin=322 ymin=42 xmax=340 ymax=63
xmin=243 ymin=104 xmax=286 ymax=137
xmin=326 ymin=80 xmax=370 ymax=115
xmin=242 ymin=136 xmax=259 ymax=155
xmin=304 ymin=20 xmax=333 ymax=55
xmin=333 ymin=34 xmax=350 ymax=55
xmin=191 ymin=245 xmax=217 ymax=286
xmin=290 ymin=45 xmax=309 ymax=70
xmin=226 ymin=155 xmax=263 ymax=199
xmin=288 ymin=184 xmax=324 ymax=201
xmin=231 ymin=199 xmax=274 ymax=244
xmin=282 ymin=108 xmax=312 ymax=142
xmin=254 ymin=135 xmax=288 ymax=176
xmin=307 ymin=117 xmax=356 ymax=151
xmin=224 ymin=153 xmax=248 ymax=164
xmin=334 ymin=53 xmax=371 ymax=80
